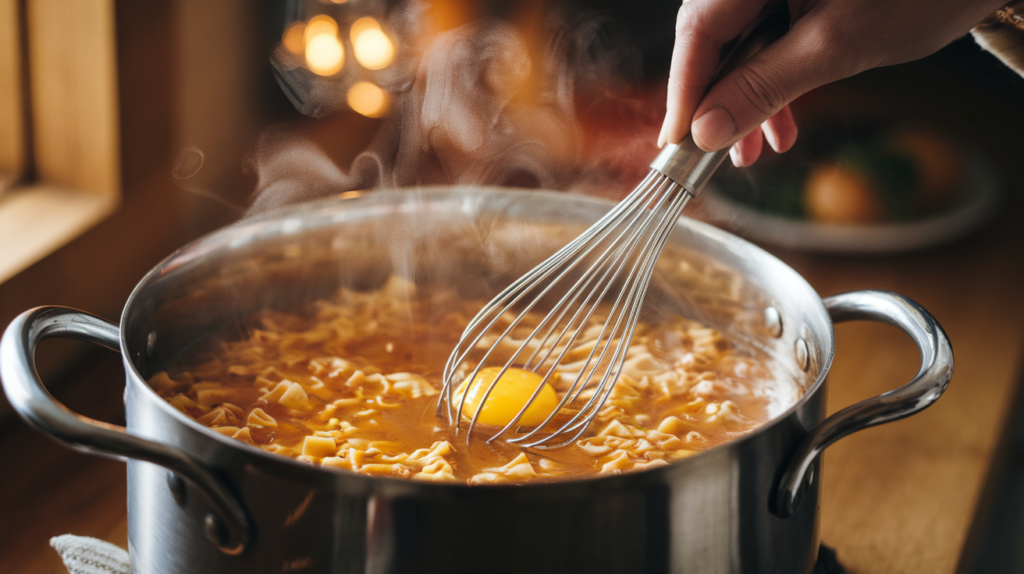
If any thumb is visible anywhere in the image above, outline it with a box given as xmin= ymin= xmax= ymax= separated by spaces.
xmin=690 ymin=22 xmax=847 ymax=152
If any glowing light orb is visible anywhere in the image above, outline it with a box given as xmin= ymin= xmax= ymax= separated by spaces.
xmin=351 ymin=17 xmax=395 ymax=70
xmin=346 ymin=81 xmax=389 ymax=118
xmin=305 ymin=33 xmax=344 ymax=76
xmin=282 ymin=22 xmax=305 ymax=55
xmin=304 ymin=15 xmax=338 ymax=44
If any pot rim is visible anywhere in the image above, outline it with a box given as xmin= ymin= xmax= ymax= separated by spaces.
xmin=121 ymin=186 xmax=835 ymax=490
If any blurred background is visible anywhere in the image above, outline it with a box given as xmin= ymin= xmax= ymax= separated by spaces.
xmin=1 ymin=0 xmax=1024 ymax=572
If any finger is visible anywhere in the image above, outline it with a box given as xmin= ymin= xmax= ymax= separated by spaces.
xmin=762 ymin=105 xmax=797 ymax=153
xmin=690 ymin=16 xmax=851 ymax=151
xmin=659 ymin=0 xmax=771 ymax=148
xmin=729 ymin=126 xmax=763 ymax=167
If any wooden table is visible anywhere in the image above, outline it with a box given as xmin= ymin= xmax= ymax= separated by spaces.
xmin=2 ymin=46 xmax=1023 ymax=574
xmin=785 ymin=209 xmax=1024 ymax=573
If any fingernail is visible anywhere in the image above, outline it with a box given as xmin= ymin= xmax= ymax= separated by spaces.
xmin=763 ymin=124 xmax=779 ymax=152
xmin=692 ymin=106 xmax=737 ymax=151
xmin=729 ymin=144 xmax=741 ymax=167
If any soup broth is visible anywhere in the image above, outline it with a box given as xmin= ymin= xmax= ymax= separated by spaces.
xmin=150 ymin=276 xmax=801 ymax=484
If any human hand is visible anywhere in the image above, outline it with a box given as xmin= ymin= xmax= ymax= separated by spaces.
xmin=658 ymin=0 xmax=1006 ymax=167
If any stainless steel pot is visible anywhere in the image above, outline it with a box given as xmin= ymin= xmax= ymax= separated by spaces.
xmin=1 ymin=188 xmax=952 ymax=574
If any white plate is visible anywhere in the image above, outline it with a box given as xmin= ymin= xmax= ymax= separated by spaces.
xmin=695 ymin=149 xmax=1000 ymax=254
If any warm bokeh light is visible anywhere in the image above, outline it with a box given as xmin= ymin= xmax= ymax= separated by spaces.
xmin=347 ymin=81 xmax=389 ymax=118
xmin=304 ymin=15 xmax=339 ymax=44
xmin=351 ymin=17 xmax=395 ymax=70
xmin=282 ymin=22 xmax=305 ymax=55
xmin=349 ymin=17 xmax=377 ymax=39
xmin=306 ymin=34 xmax=345 ymax=76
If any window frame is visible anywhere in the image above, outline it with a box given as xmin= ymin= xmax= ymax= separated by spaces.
xmin=0 ymin=0 xmax=120 ymax=285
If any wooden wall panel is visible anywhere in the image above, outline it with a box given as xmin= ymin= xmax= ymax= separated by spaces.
xmin=26 ymin=0 xmax=119 ymax=198
xmin=0 ymin=0 xmax=26 ymax=188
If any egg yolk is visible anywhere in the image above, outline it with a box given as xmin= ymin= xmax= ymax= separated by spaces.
xmin=455 ymin=367 xmax=559 ymax=428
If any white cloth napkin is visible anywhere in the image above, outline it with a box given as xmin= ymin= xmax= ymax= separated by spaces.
xmin=50 ymin=535 xmax=131 ymax=574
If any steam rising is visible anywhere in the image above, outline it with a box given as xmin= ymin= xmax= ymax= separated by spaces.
xmin=248 ymin=7 xmax=664 ymax=215
xmin=173 ymin=146 xmax=244 ymax=214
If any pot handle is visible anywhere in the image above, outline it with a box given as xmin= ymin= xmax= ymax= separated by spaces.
xmin=773 ymin=291 xmax=953 ymax=518
xmin=0 ymin=306 xmax=250 ymax=555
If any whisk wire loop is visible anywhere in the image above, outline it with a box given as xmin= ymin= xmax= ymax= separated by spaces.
xmin=460 ymin=180 xmax=677 ymax=442
xmin=441 ymin=171 xmax=660 ymax=379
xmin=491 ymin=178 xmax=683 ymax=443
xmin=519 ymin=177 xmax=674 ymax=372
xmin=441 ymin=170 xmax=692 ymax=446
xmin=439 ymin=173 xmax=663 ymax=425
xmin=520 ymin=184 xmax=693 ymax=448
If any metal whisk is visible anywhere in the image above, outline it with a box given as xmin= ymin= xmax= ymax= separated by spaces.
xmin=438 ymin=12 xmax=789 ymax=448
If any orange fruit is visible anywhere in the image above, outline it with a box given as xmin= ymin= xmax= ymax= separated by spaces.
xmin=804 ymin=163 xmax=885 ymax=224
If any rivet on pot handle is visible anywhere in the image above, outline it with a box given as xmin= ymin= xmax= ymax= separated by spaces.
xmin=773 ymin=291 xmax=953 ymax=518
xmin=0 ymin=307 xmax=251 ymax=555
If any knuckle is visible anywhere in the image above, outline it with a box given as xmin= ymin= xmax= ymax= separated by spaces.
xmin=803 ymin=18 xmax=840 ymax=51
xmin=674 ymin=2 xmax=706 ymax=41
xmin=796 ymin=18 xmax=859 ymax=79
xmin=733 ymin=65 xmax=786 ymax=116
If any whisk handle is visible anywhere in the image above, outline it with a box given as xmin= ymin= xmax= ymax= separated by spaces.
xmin=650 ymin=138 xmax=729 ymax=196
xmin=651 ymin=9 xmax=791 ymax=195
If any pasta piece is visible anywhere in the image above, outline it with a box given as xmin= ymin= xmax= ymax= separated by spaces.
xmin=302 ymin=376 xmax=334 ymax=401
xmin=232 ymin=427 xmax=255 ymax=444
xmin=646 ymin=430 xmax=683 ymax=451
xmin=302 ymin=435 xmax=338 ymax=458
xmin=599 ymin=450 xmax=633 ymax=474
xmin=667 ymin=449 xmax=697 ymax=461
xmin=345 ymin=448 xmax=365 ymax=467
xmin=599 ymin=420 xmax=645 ymax=439
xmin=413 ymin=459 xmax=455 ymax=481
xmin=360 ymin=464 xmax=413 ymax=478
xmin=246 ymin=408 xmax=277 ymax=428
xmin=486 ymin=453 xmax=536 ymax=480
xmin=684 ymin=431 xmax=708 ymax=447
xmin=195 ymin=388 xmax=241 ymax=409
xmin=388 ymin=374 xmax=436 ymax=399
xmin=149 ymin=371 xmax=185 ymax=393
xmin=344 ymin=371 xmax=367 ymax=388
xmin=262 ymin=380 xmax=313 ymax=411
xmin=406 ymin=441 xmax=452 ymax=462
xmin=321 ymin=456 xmax=349 ymax=470
xmin=657 ymin=416 xmax=687 ymax=435
xmin=632 ymin=459 xmax=669 ymax=471
xmin=469 ymin=472 xmax=503 ymax=485
xmin=197 ymin=407 xmax=237 ymax=427
xmin=577 ymin=441 xmax=613 ymax=456
xmin=167 ymin=393 xmax=203 ymax=415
